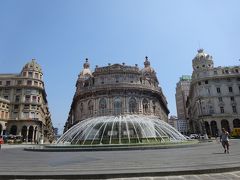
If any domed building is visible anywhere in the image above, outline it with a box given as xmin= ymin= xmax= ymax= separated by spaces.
xmin=60 ymin=57 xmax=186 ymax=145
xmin=188 ymin=49 xmax=240 ymax=137
xmin=0 ymin=59 xmax=54 ymax=143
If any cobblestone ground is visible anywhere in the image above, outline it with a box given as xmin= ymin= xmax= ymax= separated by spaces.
xmin=109 ymin=171 xmax=240 ymax=180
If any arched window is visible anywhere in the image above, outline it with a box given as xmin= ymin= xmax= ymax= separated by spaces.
xmin=142 ymin=98 xmax=149 ymax=114
xmin=99 ymin=98 xmax=107 ymax=115
xmin=10 ymin=125 xmax=17 ymax=135
xmin=210 ymin=121 xmax=218 ymax=137
xmin=204 ymin=121 xmax=210 ymax=136
xmin=21 ymin=126 xmax=28 ymax=142
xmin=233 ymin=119 xmax=240 ymax=128
xmin=28 ymin=126 xmax=34 ymax=143
xmin=88 ymin=100 xmax=94 ymax=116
xmin=129 ymin=97 xmax=137 ymax=113
xmin=114 ymin=97 xmax=122 ymax=115
xmin=221 ymin=119 xmax=230 ymax=133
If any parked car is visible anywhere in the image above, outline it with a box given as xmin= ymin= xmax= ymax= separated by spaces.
xmin=0 ymin=136 xmax=4 ymax=144
xmin=183 ymin=135 xmax=190 ymax=140
xmin=6 ymin=135 xmax=23 ymax=144
xmin=189 ymin=134 xmax=199 ymax=139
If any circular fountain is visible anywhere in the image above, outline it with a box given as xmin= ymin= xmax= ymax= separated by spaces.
xmin=57 ymin=115 xmax=186 ymax=146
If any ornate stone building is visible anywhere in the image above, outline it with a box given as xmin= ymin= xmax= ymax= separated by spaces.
xmin=0 ymin=59 xmax=54 ymax=143
xmin=64 ymin=57 xmax=169 ymax=132
xmin=0 ymin=97 xmax=10 ymax=135
xmin=187 ymin=49 xmax=240 ymax=136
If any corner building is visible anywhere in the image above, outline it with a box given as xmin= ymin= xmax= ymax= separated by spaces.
xmin=64 ymin=57 xmax=169 ymax=132
xmin=0 ymin=59 xmax=54 ymax=143
xmin=188 ymin=49 xmax=240 ymax=136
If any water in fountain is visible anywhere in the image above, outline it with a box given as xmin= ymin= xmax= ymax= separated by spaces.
xmin=57 ymin=115 xmax=186 ymax=145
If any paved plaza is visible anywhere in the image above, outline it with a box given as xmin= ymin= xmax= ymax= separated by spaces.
xmin=0 ymin=139 xmax=240 ymax=179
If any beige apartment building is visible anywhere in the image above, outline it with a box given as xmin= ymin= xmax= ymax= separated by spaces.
xmin=0 ymin=59 xmax=54 ymax=143
xmin=0 ymin=97 xmax=10 ymax=135
xmin=187 ymin=49 xmax=240 ymax=137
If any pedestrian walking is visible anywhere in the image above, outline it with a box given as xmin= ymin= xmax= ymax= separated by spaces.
xmin=220 ymin=128 xmax=230 ymax=154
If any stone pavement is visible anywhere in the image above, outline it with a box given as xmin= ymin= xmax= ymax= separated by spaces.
xmin=0 ymin=139 xmax=240 ymax=179
xmin=109 ymin=171 xmax=240 ymax=180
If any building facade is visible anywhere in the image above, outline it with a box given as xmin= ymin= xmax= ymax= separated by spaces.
xmin=175 ymin=75 xmax=191 ymax=120
xmin=0 ymin=97 xmax=10 ymax=135
xmin=168 ymin=115 xmax=188 ymax=135
xmin=64 ymin=57 xmax=169 ymax=132
xmin=0 ymin=59 xmax=54 ymax=143
xmin=187 ymin=49 xmax=240 ymax=137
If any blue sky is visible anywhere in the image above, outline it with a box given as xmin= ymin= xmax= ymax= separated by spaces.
xmin=0 ymin=0 xmax=240 ymax=133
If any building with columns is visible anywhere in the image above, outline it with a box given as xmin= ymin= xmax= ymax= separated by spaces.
xmin=64 ymin=57 xmax=169 ymax=132
xmin=187 ymin=49 xmax=240 ymax=137
xmin=0 ymin=59 xmax=54 ymax=143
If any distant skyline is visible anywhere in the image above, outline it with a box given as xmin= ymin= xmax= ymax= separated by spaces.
xmin=0 ymin=0 xmax=240 ymax=133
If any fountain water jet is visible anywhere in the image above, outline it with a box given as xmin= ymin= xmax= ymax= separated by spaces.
xmin=57 ymin=115 xmax=186 ymax=145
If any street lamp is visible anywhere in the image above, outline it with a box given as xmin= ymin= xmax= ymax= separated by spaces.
xmin=197 ymin=98 xmax=208 ymax=140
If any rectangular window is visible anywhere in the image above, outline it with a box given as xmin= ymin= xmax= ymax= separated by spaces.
xmin=17 ymin=80 xmax=22 ymax=85
xmin=232 ymin=106 xmax=237 ymax=113
xmin=217 ymin=87 xmax=221 ymax=93
xmin=32 ymin=96 xmax=37 ymax=103
xmin=220 ymin=107 xmax=224 ymax=113
xmin=14 ymin=105 xmax=19 ymax=110
xmin=34 ymin=81 xmax=38 ymax=86
xmin=0 ymin=81 xmax=2 ymax=85
xmin=4 ymin=88 xmax=10 ymax=93
xmin=205 ymin=80 xmax=208 ymax=84
xmin=230 ymin=96 xmax=235 ymax=101
xmin=15 ymin=96 xmax=20 ymax=102
xmin=25 ymin=95 xmax=31 ymax=102
xmin=23 ymin=72 xmax=27 ymax=77
xmin=214 ymin=71 xmax=218 ymax=75
xmin=229 ymin=87 xmax=233 ymax=92
xmin=23 ymin=112 xmax=29 ymax=118
xmin=34 ymin=73 xmax=39 ymax=79
xmin=6 ymin=81 xmax=10 ymax=86
xmin=218 ymin=97 xmax=223 ymax=102
xmin=24 ymin=105 xmax=30 ymax=109
xmin=16 ymin=88 xmax=21 ymax=94
xmin=198 ymin=82 xmax=201 ymax=86
xmin=27 ymin=80 xmax=32 ymax=86
xmin=28 ymin=72 xmax=33 ymax=78
xmin=4 ymin=96 xmax=8 ymax=100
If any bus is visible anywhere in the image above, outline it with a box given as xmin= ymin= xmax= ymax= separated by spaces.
xmin=231 ymin=128 xmax=240 ymax=137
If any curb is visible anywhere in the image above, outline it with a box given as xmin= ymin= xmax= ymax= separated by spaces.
xmin=0 ymin=166 xmax=240 ymax=179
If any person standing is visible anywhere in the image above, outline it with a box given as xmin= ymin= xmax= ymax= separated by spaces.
xmin=220 ymin=128 xmax=230 ymax=154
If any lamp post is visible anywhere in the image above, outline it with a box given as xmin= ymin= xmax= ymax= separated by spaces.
xmin=197 ymin=98 xmax=208 ymax=140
